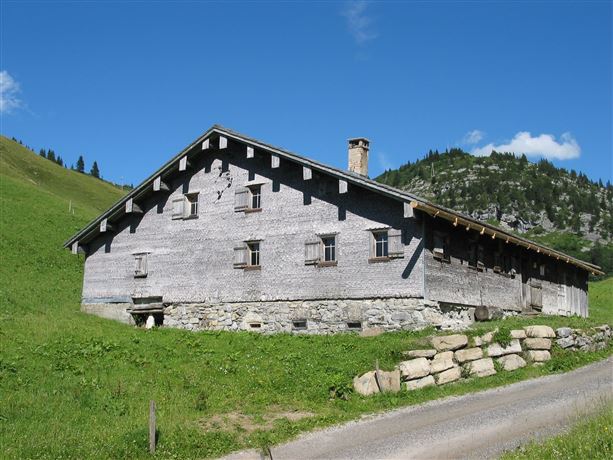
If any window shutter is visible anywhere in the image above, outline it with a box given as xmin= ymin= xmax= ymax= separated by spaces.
xmin=234 ymin=187 xmax=250 ymax=211
xmin=233 ymin=244 xmax=248 ymax=268
xmin=172 ymin=197 xmax=185 ymax=220
xmin=388 ymin=229 xmax=404 ymax=258
xmin=304 ymin=239 xmax=321 ymax=265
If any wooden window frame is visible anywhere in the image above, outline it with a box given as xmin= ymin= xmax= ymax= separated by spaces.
xmin=319 ymin=235 xmax=337 ymax=267
xmin=246 ymin=241 xmax=261 ymax=269
xmin=184 ymin=192 xmax=199 ymax=219
xmin=244 ymin=185 xmax=262 ymax=213
xmin=433 ymin=232 xmax=450 ymax=263
xmin=370 ymin=230 xmax=390 ymax=262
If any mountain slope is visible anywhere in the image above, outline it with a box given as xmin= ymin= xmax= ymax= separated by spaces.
xmin=376 ymin=149 xmax=613 ymax=275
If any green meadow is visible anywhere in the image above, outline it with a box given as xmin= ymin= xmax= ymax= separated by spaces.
xmin=1 ymin=137 xmax=611 ymax=458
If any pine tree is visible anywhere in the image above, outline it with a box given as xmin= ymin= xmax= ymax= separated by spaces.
xmin=56 ymin=156 xmax=64 ymax=167
xmin=47 ymin=149 xmax=56 ymax=162
xmin=76 ymin=155 xmax=85 ymax=173
xmin=39 ymin=148 xmax=46 ymax=159
xmin=90 ymin=161 xmax=100 ymax=178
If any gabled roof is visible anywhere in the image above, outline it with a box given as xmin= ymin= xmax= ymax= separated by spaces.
xmin=64 ymin=125 xmax=604 ymax=275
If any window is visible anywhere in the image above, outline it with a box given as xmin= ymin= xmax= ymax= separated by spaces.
xmin=172 ymin=193 xmax=199 ymax=219
xmin=322 ymin=236 xmax=336 ymax=263
xmin=134 ymin=253 xmax=148 ymax=278
xmin=539 ymin=264 xmax=546 ymax=277
xmin=433 ymin=233 xmax=449 ymax=262
xmin=235 ymin=185 xmax=262 ymax=212
xmin=292 ymin=319 xmax=307 ymax=330
xmin=248 ymin=242 xmax=260 ymax=267
xmin=249 ymin=185 xmax=261 ymax=210
xmin=373 ymin=231 xmax=389 ymax=258
xmin=347 ymin=321 xmax=362 ymax=330
xmin=185 ymin=193 xmax=199 ymax=218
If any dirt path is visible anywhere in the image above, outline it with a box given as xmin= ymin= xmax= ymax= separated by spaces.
xmin=222 ymin=357 xmax=613 ymax=459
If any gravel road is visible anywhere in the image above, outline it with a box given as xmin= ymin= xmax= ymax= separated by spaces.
xmin=221 ymin=357 xmax=613 ymax=459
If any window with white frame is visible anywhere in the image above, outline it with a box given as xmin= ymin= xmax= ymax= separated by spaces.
xmin=134 ymin=253 xmax=148 ymax=278
xmin=234 ymin=185 xmax=263 ymax=212
xmin=321 ymin=236 xmax=336 ymax=263
xmin=185 ymin=193 xmax=199 ymax=218
xmin=248 ymin=242 xmax=260 ymax=267
xmin=373 ymin=231 xmax=389 ymax=258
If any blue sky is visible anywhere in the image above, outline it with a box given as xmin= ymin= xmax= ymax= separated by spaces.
xmin=1 ymin=1 xmax=611 ymax=186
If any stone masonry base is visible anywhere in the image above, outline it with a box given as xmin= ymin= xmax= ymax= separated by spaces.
xmin=161 ymin=298 xmax=477 ymax=333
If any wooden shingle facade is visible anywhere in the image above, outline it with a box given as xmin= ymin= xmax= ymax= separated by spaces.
xmin=65 ymin=126 xmax=602 ymax=332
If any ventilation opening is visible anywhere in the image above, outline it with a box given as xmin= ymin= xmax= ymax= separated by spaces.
xmin=133 ymin=313 xmax=164 ymax=327
xmin=347 ymin=321 xmax=362 ymax=330
xmin=292 ymin=320 xmax=307 ymax=330
xmin=249 ymin=322 xmax=262 ymax=329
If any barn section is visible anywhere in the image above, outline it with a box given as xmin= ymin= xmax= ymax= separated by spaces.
xmin=64 ymin=125 xmax=602 ymax=333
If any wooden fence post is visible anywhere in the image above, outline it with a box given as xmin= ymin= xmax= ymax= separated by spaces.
xmin=149 ymin=400 xmax=156 ymax=454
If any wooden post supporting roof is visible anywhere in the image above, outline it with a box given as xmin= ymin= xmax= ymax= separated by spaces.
xmin=179 ymin=156 xmax=191 ymax=171
xmin=100 ymin=218 xmax=113 ymax=233
xmin=126 ymin=198 xmax=143 ymax=214
xmin=153 ymin=176 xmax=169 ymax=192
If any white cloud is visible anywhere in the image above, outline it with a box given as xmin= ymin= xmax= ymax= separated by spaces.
xmin=462 ymin=129 xmax=484 ymax=145
xmin=342 ymin=1 xmax=377 ymax=44
xmin=472 ymin=131 xmax=581 ymax=160
xmin=0 ymin=70 xmax=22 ymax=114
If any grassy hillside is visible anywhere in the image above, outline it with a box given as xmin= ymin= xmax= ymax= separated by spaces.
xmin=0 ymin=137 xmax=611 ymax=458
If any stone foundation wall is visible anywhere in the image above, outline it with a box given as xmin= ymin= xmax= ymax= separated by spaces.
xmin=163 ymin=298 xmax=476 ymax=333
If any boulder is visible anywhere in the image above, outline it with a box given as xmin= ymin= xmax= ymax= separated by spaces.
xmin=497 ymin=354 xmax=526 ymax=371
xmin=397 ymin=358 xmax=430 ymax=380
xmin=353 ymin=371 xmax=379 ymax=396
xmin=359 ymin=327 xmax=384 ymax=337
xmin=434 ymin=366 xmax=461 ymax=385
xmin=487 ymin=339 xmax=522 ymax=357
xmin=524 ymin=325 xmax=555 ymax=338
xmin=376 ymin=369 xmax=401 ymax=393
xmin=405 ymin=375 xmax=436 ymax=391
xmin=473 ymin=331 xmax=496 ymax=347
xmin=527 ymin=350 xmax=551 ymax=362
xmin=556 ymin=327 xmax=572 ymax=338
xmin=455 ymin=347 xmax=483 ymax=363
xmin=430 ymin=351 xmax=455 ymax=373
xmin=403 ymin=349 xmax=437 ymax=359
xmin=431 ymin=334 xmax=468 ymax=352
xmin=556 ymin=337 xmax=575 ymax=349
xmin=510 ymin=329 xmax=527 ymax=339
xmin=523 ymin=338 xmax=552 ymax=350
xmin=467 ymin=358 xmax=496 ymax=377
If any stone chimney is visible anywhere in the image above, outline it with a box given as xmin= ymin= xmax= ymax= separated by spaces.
xmin=348 ymin=137 xmax=369 ymax=176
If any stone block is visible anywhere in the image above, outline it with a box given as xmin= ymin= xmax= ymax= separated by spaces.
xmin=405 ymin=375 xmax=436 ymax=391
xmin=556 ymin=337 xmax=575 ymax=349
xmin=359 ymin=327 xmax=384 ymax=337
xmin=527 ymin=350 xmax=551 ymax=362
xmin=404 ymin=349 xmax=437 ymax=359
xmin=497 ymin=354 xmax=526 ymax=371
xmin=524 ymin=338 xmax=552 ymax=350
xmin=353 ymin=371 xmax=379 ymax=396
xmin=398 ymin=358 xmax=430 ymax=380
xmin=510 ymin=329 xmax=527 ymax=339
xmin=431 ymin=334 xmax=468 ymax=352
xmin=467 ymin=358 xmax=496 ymax=377
xmin=524 ymin=325 xmax=555 ymax=338
xmin=455 ymin=347 xmax=483 ymax=363
xmin=430 ymin=351 xmax=455 ymax=373
xmin=556 ymin=327 xmax=572 ymax=338
xmin=434 ymin=366 xmax=461 ymax=385
xmin=487 ymin=339 xmax=522 ymax=357
xmin=376 ymin=369 xmax=401 ymax=393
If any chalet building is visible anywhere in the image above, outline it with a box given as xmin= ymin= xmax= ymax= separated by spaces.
xmin=65 ymin=126 xmax=603 ymax=333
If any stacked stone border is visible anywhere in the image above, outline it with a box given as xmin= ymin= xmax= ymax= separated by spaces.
xmin=353 ymin=324 xmax=611 ymax=396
